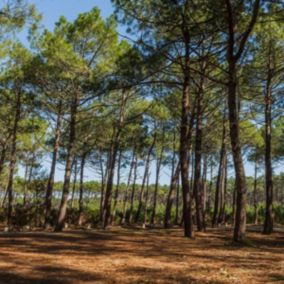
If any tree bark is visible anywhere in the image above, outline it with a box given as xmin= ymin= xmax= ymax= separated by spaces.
xmin=111 ymin=149 xmax=122 ymax=224
xmin=55 ymin=94 xmax=78 ymax=232
xmin=263 ymin=58 xmax=273 ymax=234
xmin=193 ymin=83 xmax=205 ymax=231
xmin=44 ymin=100 xmax=63 ymax=227
xmin=6 ymin=89 xmax=21 ymax=228
xmin=253 ymin=160 xmax=259 ymax=225
xmin=121 ymin=145 xmax=136 ymax=225
xmin=212 ymin=115 xmax=227 ymax=228
xmin=225 ymin=0 xmax=260 ymax=242
xmin=180 ymin=27 xmax=193 ymax=238
xmin=150 ymin=130 xmax=165 ymax=225
xmin=164 ymin=162 xmax=180 ymax=228
xmin=70 ymin=159 xmax=78 ymax=209
xmin=78 ymin=153 xmax=86 ymax=225
xmin=128 ymin=155 xmax=138 ymax=224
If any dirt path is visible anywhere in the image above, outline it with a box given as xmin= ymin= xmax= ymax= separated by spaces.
xmin=0 ymin=226 xmax=283 ymax=283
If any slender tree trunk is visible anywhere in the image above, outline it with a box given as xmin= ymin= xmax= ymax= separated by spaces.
xmin=128 ymin=155 xmax=138 ymax=224
xmin=202 ymin=155 xmax=208 ymax=226
xmin=0 ymin=146 xmax=6 ymax=178
xmin=207 ymin=162 xmax=213 ymax=213
xmin=6 ymin=89 xmax=21 ymax=228
xmin=263 ymin=54 xmax=274 ymax=234
xmin=121 ymin=145 xmax=136 ymax=225
xmin=218 ymin=156 xmax=227 ymax=225
xmin=23 ymin=164 xmax=29 ymax=207
xmin=150 ymin=134 xmax=165 ymax=225
xmin=164 ymin=163 xmax=180 ymax=228
xmin=180 ymin=28 xmax=193 ymax=238
xmin=99 ymin=151 xmax=107 ymax=222
xmin=212 ymin=115 xmax=227 ymax=227
xmin=175 ymin=175 xmax=180 ymax=225
xmin=193 ymin=85 xmax=205 ymax=231
xmin=102 ymin=90 xmax=127 ymax=228
xmin=70 ymin=159 xmax=78 ymax=209
xmin=135 ymin=133 xmax=156 ymax=223
xmin=55 ymin=94 xmax=78 ymax=232
xmin=142 ymin=168 xmax=151 ymax=228
xmin=78 ymin=153 xmax=86 ymax=225
xmin=253 ymin=160 xmax=258 ymax=225
xmin=111 ymin=149 xmax=122 ymax=225
xmin=44 ymin=100 xmax=62 ymax=227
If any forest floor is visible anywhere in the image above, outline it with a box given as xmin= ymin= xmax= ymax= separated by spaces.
xmin=0 ymin=225 xmax=283 ymax=284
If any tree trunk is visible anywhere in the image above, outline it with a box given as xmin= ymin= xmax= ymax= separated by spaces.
xmin=175 ymin=175 xmax=180 ymax=225
xmin=142 ymin=168 xmax=151 ymax=228
xmin=23 ymin=164 xmax=29 ymax=207
xmin=202 ymin=155 xmax=208 ymax=225
xmin=70 ymin=159 xmax=78 ymax=209
xmin=225 ymin=0 xmax=260 ymax=242
xmin=178 ymin=24 xmax=194 ymax=238
xmin=102 ymin=90 xmax=127 ymax=228
xmin=78 ymin=153 xmax=86 ymax=225
xmin=44 ymin=100 xmax=62 ymax=227
xmin=228 ymin=61 xmax=247 ymax=241
xmin=135 ymin=133 xmax=156 ymax=223
xmin=253 ymin=160 xmax=258 ymax=225
xmin=212 ymin=115 xmax=227 ymax=227
xmin=193 ymin=84 xmax=205 ymax=231
xmin=99 ymin=150 xmax=107 ymax=222
xmin=150 ymin=132 xmax=165 ymax=225
xmin=55 ymin=94 xmax=78 ymax=232
xmin=111 ymin=149 xmax=122 ymax=224
xmin=121 ymin=145 xmax=136 ymax=225
xmin=164 ymin=163 xmax=180 ymax=228
xmin=128 ymin=155 xmax=138 ymax=224
xmin=263 ymin=63 xmax=273 ymax=234
xmin=218 ymin=155 xmax=227 ymax=225
xmin=6 ymin=89 xmax=21 ymax=228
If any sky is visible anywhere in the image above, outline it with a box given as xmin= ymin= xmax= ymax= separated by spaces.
xmin=30 ymin=0 xmax=115 ymax=29
xmin=17 ymin=1 xmax=282 ymax=185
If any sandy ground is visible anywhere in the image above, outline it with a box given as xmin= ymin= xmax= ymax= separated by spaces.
xmin=0 ymin=226 xmax=283 ymax=284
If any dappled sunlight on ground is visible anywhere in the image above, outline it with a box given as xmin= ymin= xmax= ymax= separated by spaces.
xmin=0 ymin=226 xmax=283 ymax=283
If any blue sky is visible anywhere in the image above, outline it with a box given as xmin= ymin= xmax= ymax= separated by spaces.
xmin=30 ymin=0 xmax=115 ymax=29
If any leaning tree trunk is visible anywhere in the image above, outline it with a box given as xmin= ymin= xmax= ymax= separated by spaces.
xmin=6 ymin=89 xmax=21 ymax=228
xmin=44 ymin=100 xmax=63 ymax=227
xmin=55 ymin=94 xmax=78 ymax=232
